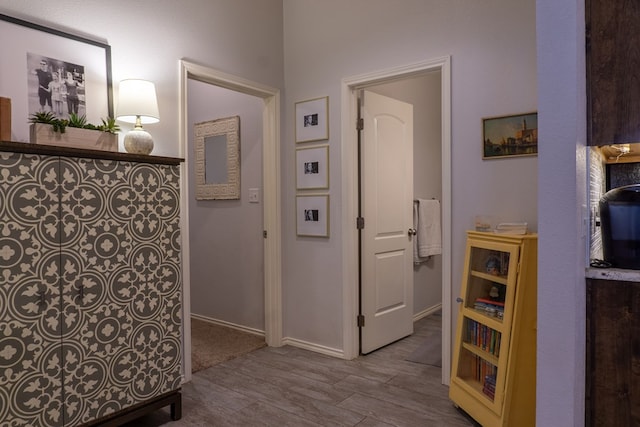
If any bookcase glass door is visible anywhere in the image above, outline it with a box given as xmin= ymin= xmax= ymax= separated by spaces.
xmin=452 ymin=238 xmax=520 ymax=415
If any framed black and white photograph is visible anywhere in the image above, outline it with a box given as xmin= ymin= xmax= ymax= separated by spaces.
xmin=28 ymin=53 xmax=86 ymax=118
xmin=295 ymin=96 xmax=328 ymax=143
xmin=296 ymin=145 xmax=329 ymax=190
xmin=0 ymin=14 xmax=113 ymax=142
xmin=296 ymin=194 xmax=329 ymax=237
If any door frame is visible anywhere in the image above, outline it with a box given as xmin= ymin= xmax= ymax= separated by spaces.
xmin=179 ymin=59 xmax=283 ymax=382
xmin=341 ymin=56 xmax=452 ymax=384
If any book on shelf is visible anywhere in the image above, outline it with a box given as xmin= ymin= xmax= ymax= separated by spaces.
xmin=476 ymin=360 xmax=497 ymax=387
xmin=483 ymin=374 xmax=497 ymax=399
xmin=475 ymin=297 xmax=504 ymax=307
xmin=473 ymin=297 xmax=505 ymax=319
xmin=465 ymin=318 xmax=501 ymax=356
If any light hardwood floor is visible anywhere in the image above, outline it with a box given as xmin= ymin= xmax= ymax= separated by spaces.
xmin=126 ymin=313 xmax=477 ymax=426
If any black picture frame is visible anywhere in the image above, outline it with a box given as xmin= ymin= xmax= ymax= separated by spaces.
xmin=0 ymin=13 xmax=113 ymax=142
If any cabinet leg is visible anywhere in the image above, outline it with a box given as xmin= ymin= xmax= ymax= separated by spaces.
xmin=170 ymin=392 xmax=182 ymax=421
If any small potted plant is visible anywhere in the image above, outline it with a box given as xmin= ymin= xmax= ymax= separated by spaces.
xmin=29 ymin=112 xmax=120 ymax=152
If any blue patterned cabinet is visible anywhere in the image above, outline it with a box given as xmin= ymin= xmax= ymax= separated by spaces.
xmin=0 ymin=144 xmax=183 ymax=426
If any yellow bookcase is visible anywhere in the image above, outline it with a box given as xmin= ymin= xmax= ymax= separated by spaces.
xmin=450 ymin=231 xmax=537 ymax=426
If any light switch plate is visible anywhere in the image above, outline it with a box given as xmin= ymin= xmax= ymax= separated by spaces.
xmin=249 ymin=188 xmax=260 ymax=203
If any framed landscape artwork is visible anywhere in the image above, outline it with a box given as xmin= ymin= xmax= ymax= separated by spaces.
xmin=482 ymin=112 xmax=538 ymax=159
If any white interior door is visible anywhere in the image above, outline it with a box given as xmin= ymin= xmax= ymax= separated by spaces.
xmin=360 ymin=90 xmax=414 ymax=354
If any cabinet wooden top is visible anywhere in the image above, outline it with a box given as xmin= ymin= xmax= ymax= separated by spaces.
xmin=467 ymin=230 xmax=538 ymax=241
xmin=0 ymin=140 xmax=184 ymax=166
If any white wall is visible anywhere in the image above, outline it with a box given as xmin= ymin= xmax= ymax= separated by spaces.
xmin=369 ymin=73 xmax=443 ymax=316
xmin=187 ymin=80 xmax=265 ymax=331
xmin=283 ymin=0 xmax=537 ymax=351
xmin=536 ymin=0 xmax=586 ymax=425
xmin=0 ymin=0 xmax=284 ymax=157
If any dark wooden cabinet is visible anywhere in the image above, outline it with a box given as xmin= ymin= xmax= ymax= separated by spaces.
xmin=586 ymin=0 xmax=640 ymax=146
xmin=586 ymin=278 xmax=640 ymax=426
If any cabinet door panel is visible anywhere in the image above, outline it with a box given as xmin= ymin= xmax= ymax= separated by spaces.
xmin=586 ymin=279 xmax=640 ymax=426
xmin=452 ymin=239 xmax=519 ymax=415
xmin=587 ymin=0 xmax=640 ymax=145
xmin=59 ymin=158 xmax=182 ymax=425
xmin=0 ymin=152 xmax=63 ymax=426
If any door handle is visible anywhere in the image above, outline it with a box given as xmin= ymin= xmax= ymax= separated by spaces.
xmin=408 ymin=228 xmax=417 ymax=237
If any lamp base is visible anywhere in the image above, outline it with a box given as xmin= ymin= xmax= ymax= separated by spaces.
xmin=124 ymin=128 xmax=154 ymax=155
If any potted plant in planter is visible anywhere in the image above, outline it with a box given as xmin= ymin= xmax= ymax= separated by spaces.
xmin=29 ymin=112 xmax=120 ymax=152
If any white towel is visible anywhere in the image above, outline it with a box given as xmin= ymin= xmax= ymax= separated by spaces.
xmin=414 ymin=199 xmax=442 ymax=261
xmin=413 ymin=202 xmax=426 ymax=264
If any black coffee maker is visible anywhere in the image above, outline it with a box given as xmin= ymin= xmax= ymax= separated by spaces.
xmin=600 ymin=184 xmax=640 ymax=269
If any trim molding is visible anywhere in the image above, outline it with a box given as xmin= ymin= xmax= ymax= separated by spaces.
xmin=413 ymin=303 xmax=443 ymax=322
xmin=191 ymin=314 xmax=266 ymax=338
xmin=179 ymin=59 xmax=282 ymax=383
xmin=281 ymin=337 xmax=345 ymax=359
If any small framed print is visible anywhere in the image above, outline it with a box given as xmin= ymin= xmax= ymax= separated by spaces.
xmin=295 ymin=96 xmax=329 ymax=143
xmin=296 ymin=145 xmax=329 ymax=190
xmin=296 ymin=194 xmax=329 ymax=237
xmin=483 ymin=112 xmax=538 ymax=159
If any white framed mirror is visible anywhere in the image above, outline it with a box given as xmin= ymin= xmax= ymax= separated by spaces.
xmin=194 ymin=115 xmax=240 ymax=200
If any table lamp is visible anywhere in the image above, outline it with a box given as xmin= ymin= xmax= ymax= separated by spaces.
xmin=116 ymin=79 xmax=159 ymax=155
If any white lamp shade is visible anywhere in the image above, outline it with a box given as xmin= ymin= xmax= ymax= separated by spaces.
xmin=116 ymin=79 xmax=160 ymax=124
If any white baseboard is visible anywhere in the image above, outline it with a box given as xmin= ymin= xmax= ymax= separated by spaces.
xmin=191 ymin=309 xmax=440 ymax=363
xmin=191 ymin=313 xmax=265 ymax=338
xmin=191 ymin=314 xmax=346 ymax=359
xmin=282 ymin=303 xmax=441 ymax=358
xmin=281 ymin=337 xmax=346 ymax=359
xmin=413 ymin=303 xmax=443 ymax=322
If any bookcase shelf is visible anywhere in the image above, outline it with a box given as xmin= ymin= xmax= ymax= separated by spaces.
xmin=465 ymin=310 xmax=504 ymax=330
xmin=470 ymin=270 xmax=509 ymax=286
xmin=450 ymin=231 xmax=537 ymax=427
xmin=461 ymin=342 xmax=500 ymax=366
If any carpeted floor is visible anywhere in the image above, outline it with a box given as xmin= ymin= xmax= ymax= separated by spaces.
xmin=191 ymin=318 xmax=266 ymax=373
